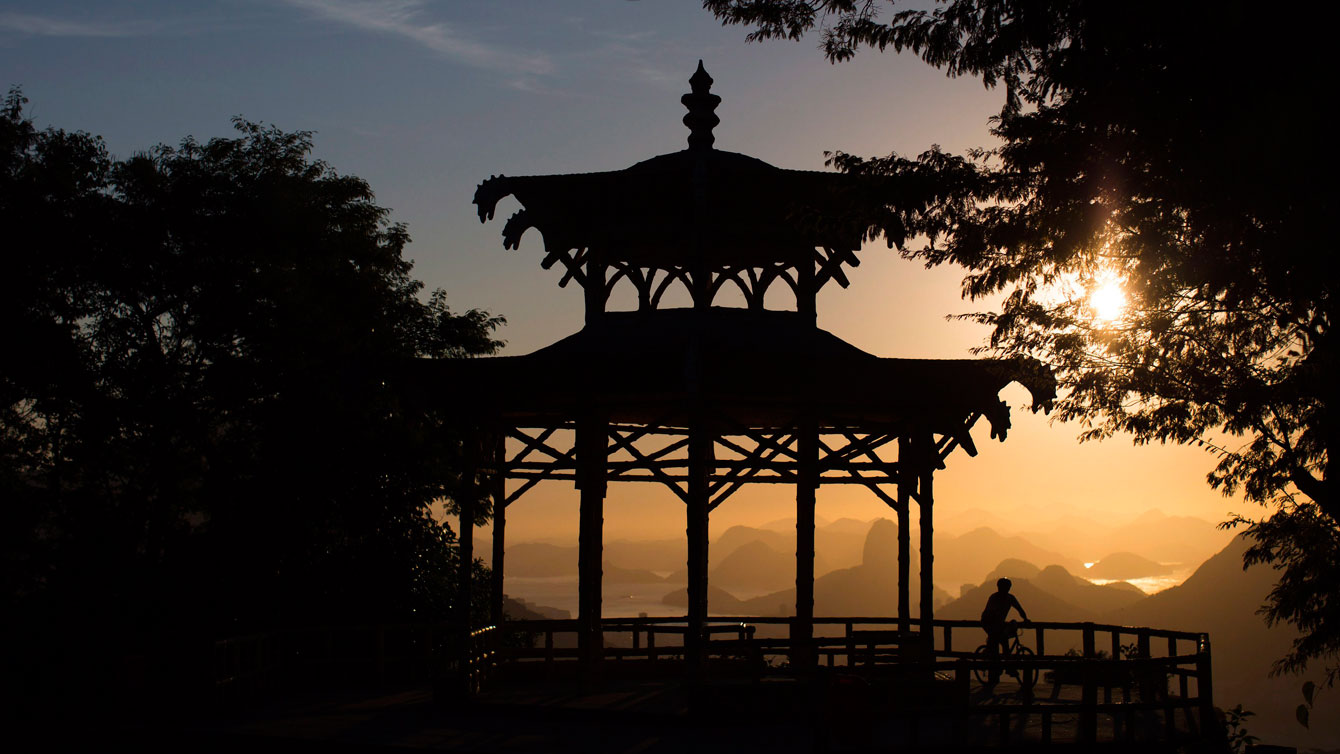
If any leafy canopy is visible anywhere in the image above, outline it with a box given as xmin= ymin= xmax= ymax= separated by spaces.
xmin=1 ymin=88 xmax=504 ymax=639
xmin=707 ymin=0 xmax=1336 ymax=683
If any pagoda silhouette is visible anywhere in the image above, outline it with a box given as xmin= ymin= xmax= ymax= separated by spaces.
xmin=434 ymin=62 xmax=1056 ymax=671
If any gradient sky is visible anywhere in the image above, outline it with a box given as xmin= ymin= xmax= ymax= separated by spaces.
xmin=2 ymin=1 xmax=1253 ymax=546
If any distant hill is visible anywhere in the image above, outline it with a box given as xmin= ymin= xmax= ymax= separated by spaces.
xmin=714 ymin=525 xmax=793 ymax=563
xmin=760 ymin=514 xmax=832 ymax=533
xmin=938 ymin=561 xmax=1144 ymax=622
xmin=506 ymin=542 xmax=578 ymax=576
xmin=709 ymin=539 xmax=827 ymax=594
xmin=935 ymin=506 xmax=1021 ymax=538
xmin=937 ymin=577 xmax=1088 ymax=625
xmin=714 ymin=519 xmax=889 ymax=576
xmin=824 ymin=517 xmax=879 ymax=535
xmin=1086 ymin=551 xmax=1173 ymax=580
xmin=1108 ymin=509 xmax=1233 ymax=566
xmin=936 ymin=527 xmax=1084 ymax=587
xmin=1031 ymin=564 xmax=1146 ymax=614
xmin=660 ymin=584 xmax=748 ymax=614
xmin=604 ymin=538 xmax=683 ymax=572
xmin=1105 ymin=535 xmax=1339 ymax=750
xmin=715 ymin=519 xmax=950 ymax=617
xmin=984 ymin=558 xmax=1043 ymax=583
xmin=1018 ymin=509 xmax=1232 ymax=568
xmin=503 ymin=595 xmax=569 ymax=620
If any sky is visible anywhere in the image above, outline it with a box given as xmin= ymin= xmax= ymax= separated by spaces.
xmin=2 ymin=0 xmax=1255 ymax=546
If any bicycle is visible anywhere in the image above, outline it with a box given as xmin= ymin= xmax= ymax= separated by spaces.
xmin=972 ymin=622 xmax=1036 ymax=691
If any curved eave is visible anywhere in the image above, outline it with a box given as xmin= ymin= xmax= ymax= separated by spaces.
xmin=473 ymin=149 xmax=894 ymax=267
xmin=399 ymin=311 xmax=1055 ymax=440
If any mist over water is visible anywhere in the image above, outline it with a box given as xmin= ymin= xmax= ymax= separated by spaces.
xmin=1087 ymin=568 xmax=1193 ymax=595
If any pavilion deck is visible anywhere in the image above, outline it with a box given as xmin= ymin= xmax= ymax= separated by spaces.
xmin=215 ymin=616 xmax=1221 ymax=750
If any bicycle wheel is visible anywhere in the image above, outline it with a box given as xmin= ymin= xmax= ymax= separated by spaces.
xmin=972 ymin=644 xmax=992 ymax=685
xmin=1013 ymin=644 xmax=1037 ymax=691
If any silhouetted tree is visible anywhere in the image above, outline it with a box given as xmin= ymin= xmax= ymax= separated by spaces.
xmin=1 ymin=86 xmax=504 ymax=669
xmin=707 ymin=0 xmax=1336 ymax=690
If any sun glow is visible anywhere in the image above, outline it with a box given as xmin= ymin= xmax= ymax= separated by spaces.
xmin=1088 ymin=274 xmax=1127 ymax=325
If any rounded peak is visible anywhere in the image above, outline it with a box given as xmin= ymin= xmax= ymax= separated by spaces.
xmin=862 ymin=518 xmax=900 ymax=569
xmin=989 ymin=558 xmax=1042 ymax=581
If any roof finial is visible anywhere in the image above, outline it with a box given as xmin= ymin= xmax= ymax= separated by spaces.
xmin=681 ymin=60 xmax=721 ymax=151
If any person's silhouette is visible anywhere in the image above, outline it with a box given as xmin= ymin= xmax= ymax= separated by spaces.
xmin=981 ymin=577 xmax=1029 ymax=687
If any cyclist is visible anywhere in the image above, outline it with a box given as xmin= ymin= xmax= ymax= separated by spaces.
xmin=981 ymin=577 xmax=1029 ymax=687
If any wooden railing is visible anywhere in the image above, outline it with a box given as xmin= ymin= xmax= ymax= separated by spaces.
xmin=213 ymin=616 xmax=1218 ymax=746
xmin=500 ymin=616 xmax=1218 ymax=746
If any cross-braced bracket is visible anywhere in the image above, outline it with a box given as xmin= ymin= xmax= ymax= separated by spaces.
xmin=496 ymin=409 xmax=987 ymax=512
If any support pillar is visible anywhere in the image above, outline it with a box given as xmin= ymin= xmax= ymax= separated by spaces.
xmin=792 ymin=417 xmax=818 ymax=669
xmin=456 ymin=441 xmax=476 ymax=692
xmin=686 ymin=419 xmax=712 ymax=667
xmin=490 ymin=435 xmax=507 ymax=627
xmin=918 ymin=434 xmax=936 ymax=629
xmin=897 ymin=436 xmax=911 ymax=634
xmin=577 ymin=415 xmax=607 ymax=669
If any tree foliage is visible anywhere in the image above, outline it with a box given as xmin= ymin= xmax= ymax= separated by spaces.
xmin=1 ymin=87 xmax=504 ymax=650
xmin=707 ymin=0 xmax=1336 ymax=682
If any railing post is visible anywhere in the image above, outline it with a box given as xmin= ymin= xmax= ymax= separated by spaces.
xmin=1106 ymin=629 xmax=1117 ymax=705
xmin=577 ymin=413 xmax=607 ymax=671
xmin=1081 ymin=664 xmax=1098 ymax=744
xmin=845 ymin=622 xmax=854 ymax=667
xmin=687 ymin=416 xmax=712 ymax=669
xmin=792 ymin=415 xmax=817 ymax=669
xmin=490 ymin=434 xmax=507 ymax=627
xmin=916 ymin=432 xmax=935 ymax=626
xmin=897 ymin=437 xmax=911 ymax=635
xmin=1197 ymin=633 xmax=1216 ymax=739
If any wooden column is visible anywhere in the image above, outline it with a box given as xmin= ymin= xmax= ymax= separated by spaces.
xmin=686 ymin=419 xmax=712 ymax=667
xmin=918 ymin=434 xmax=936 ymax=628
xmin=897 ymin=436 xmax=911 ymax=634
xmin=793 ymin=417 xmax=818 ymax=668
xmin=456 ymin=441 xmax=476 ymax=689
xmin=490 ymin=434 xmax=507 ymax=627
xmin=577 ymin=415 xmax=607 ymax=668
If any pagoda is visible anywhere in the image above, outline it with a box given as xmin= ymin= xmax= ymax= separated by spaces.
xmin=428 ymin=62 xmax=1055 ymax=670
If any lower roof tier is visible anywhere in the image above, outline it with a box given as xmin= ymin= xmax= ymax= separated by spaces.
xmin=405 ymin=309 xmax=1055 ymax=439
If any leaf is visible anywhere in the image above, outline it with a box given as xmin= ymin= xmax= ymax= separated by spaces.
xmin=1296 ymin=703 xmax=1309 ymax=729
xmin=1302 ymin=680 xmax=1315 ymax=705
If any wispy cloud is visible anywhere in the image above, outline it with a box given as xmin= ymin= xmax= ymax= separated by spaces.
xmin=0 ymin=11 xmax=164 ymax=37
xmin=281 ymin=0 xmax=553 ymax=77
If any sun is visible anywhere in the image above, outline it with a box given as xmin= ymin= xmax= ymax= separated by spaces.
xmin=1089 ymin=276 xmax=1127 ymax=325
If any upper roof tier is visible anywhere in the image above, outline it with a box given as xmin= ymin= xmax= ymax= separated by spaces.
xmin=473 ymin=62 xmax=894 ymax=270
